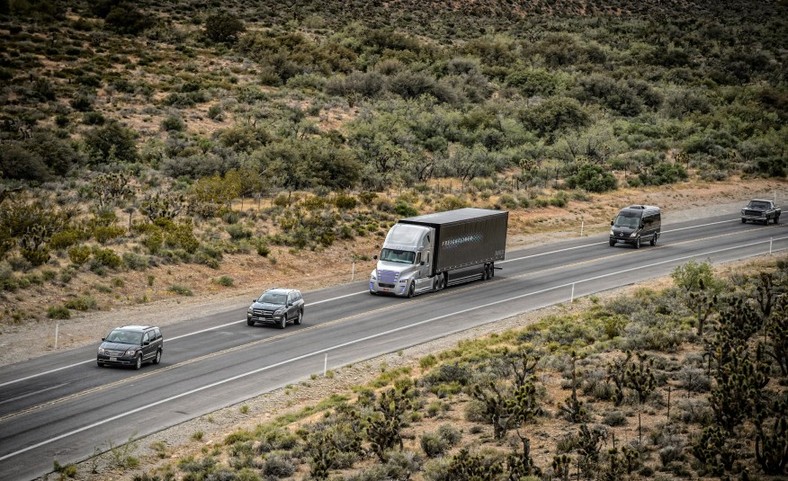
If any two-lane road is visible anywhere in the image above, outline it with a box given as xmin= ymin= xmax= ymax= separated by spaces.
xmin=1 ymin=212 xmax=785 ymax=480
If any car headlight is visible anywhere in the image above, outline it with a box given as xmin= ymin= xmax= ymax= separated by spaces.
xmin=125 ymin=348 xmax=139 ymax=356
xmin=247 ymin=307 xmax=253 ymax=314
xmin=98 ymin=348 xmax=106 ymax=355
xmin=629 ymin=232 xmax=637 ymax=238
xmin=610 ymin=229 xmax=614 ymax=236
xmin=274 ymin=308 xmax=285 ymax=316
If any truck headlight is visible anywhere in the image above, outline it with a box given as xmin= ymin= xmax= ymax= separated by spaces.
xmin=370 ymin=271 xmax=377 ymax=281
xmin=609 ymin=229 xmax=614 ymax=236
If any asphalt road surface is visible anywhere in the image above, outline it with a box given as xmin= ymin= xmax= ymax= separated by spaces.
xmin=0 ymin=212 xmax=786 ymax=480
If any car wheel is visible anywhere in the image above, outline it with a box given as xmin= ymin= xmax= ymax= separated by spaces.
xmin=741 ymin=218 xmax=746 ymax=223
xmin=650 ymin=234 xmax=658 ymax=246
xmin=635 ymin=237 xmax=641 ymax=249
xmin=490 ymin=263 xmax=495 ymax=278
xmin=407 ymin=281 xmax=415 ymax=298
xmin=153 ymin=349 xmax=162 ymax=365
xmin=134 ymin=354 xmax=142 ymax=370
xmin=246 ymin=318 xmax=254 ymax=326
xmin=279 ymin=316 xmax=287 ymax=329
xmin=609 ymin=239 xmax=616 ymax=247
xmin=774 ymin=216 xmax=780 ymax=224
xmin=294 ymin=310 xmax=303 ymax=325
xmin=97 ymin=361 xmax=104 ymax=367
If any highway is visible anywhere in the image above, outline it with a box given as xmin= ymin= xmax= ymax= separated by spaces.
xmin=0 ymin=212 xmax=786 ymax=480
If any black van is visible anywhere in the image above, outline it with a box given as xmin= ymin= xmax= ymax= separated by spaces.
xmin=609 ymin=205 xmax=661 ymax=248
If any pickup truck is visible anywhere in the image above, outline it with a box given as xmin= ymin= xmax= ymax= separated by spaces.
xmin=741 ymin=199 xmax=781 ymax=224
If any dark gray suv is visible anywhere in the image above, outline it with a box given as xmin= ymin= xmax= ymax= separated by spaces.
xmin=97 ymin=325 xmax=163 ymax=369
xmin=247 ymin=288 xmax=304 ymax=329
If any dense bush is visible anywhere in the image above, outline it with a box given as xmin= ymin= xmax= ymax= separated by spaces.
xmin=204 ymin=13 xmax=245 ymax=44
xmin=565 ymin=164 xmax=618 ymax=193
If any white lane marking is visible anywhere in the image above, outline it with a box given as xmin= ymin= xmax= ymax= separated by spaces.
xmin=3 ymin=236 xmax=786 ymax=462
xmin=0 ymin=220 xmax=774 ymax=388
xmin=0 ymin=318 xmax=246 ymax=389
xmin=0 ymin=383 xmax=68 ymax=406
xmin=501 ymin=217 xmax=741 ymax=263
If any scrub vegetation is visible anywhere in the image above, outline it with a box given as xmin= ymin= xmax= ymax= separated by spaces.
xmin=120 ymin=257 xmax=787 ymax=480
xmin=0 ymin=0 xmax=785 ymax=323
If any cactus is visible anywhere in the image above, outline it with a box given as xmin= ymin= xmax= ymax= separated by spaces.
xmin=576 ymin=424 xmax=607 ymax=478
xmin=366 ymin=386 xmax=412 ymax=462
xmin=140 ymin=192 xmax=184 ymax=222
xmin=559 ymin=353 xmax=589 ymax=423
xmin=472 ymin=379 xmax=540 ymax=440
xmin=624 ymin=353 xmax=657 ymax=405
xmin=754 ymin=394 xmax=788 ymax=474
xmin=506 ymin=431 xmax=542 ymax=480
xmin=551 ymin=454 xmax=571 ymax=481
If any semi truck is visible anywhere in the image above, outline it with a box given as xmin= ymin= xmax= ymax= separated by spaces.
xmin=369 ymin=208 xmax=508 ymax=297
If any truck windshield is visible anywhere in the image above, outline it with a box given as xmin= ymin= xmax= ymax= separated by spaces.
xmin=613 ymin=214 xmax=640 ymax=229
xmin=380 ymin=248 xmax=416 ymax=264
xmin=748 ymin=201 xmax=769 ymax=209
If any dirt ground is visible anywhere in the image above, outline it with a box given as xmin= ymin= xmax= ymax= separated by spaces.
xmin=0 ymin=177 xmax=784 ymax=479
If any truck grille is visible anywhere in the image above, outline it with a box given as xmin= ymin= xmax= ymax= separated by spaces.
xmin=743 ymin=209 xmax=764 ymax=217
xmin=377 ymin=270 xmax=400 ymax=284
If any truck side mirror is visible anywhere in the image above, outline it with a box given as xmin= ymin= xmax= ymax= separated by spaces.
xmin=420 ymin=261 xmax=425 ymax=266
xmin=373 ymin=255 xmax=378 ymax=260
xmin=610 ymin=220 xmax=614 ymax=226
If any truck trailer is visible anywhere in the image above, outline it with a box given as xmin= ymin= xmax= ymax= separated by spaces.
xmin=369 ymin=208 xmax=508 ymax=297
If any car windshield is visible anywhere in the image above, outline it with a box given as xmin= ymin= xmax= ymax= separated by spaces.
xmin=260 ymin=292 xmax=287 ymax=304
xmin=748 ymin=201 xmax=769 ymax=209
xmin=105 ymin=329 xmax=142 ymax=345
xmin=380 ymin=248 xmax=416 ymax=264
xmin=613 ymin=214 xmax=640 ymax=229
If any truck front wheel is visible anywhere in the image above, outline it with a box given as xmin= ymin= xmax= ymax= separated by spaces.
xmin=774 ymin=215 xmax=780 ymax=224
xmin=407 ymin=282 xmax=415 ymax=298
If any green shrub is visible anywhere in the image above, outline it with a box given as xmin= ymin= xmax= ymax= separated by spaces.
xmin=226 ymin=224 xmax=252 ymax=241
xmin=47 ymin=305 xmax=71 ymax=319
xmin=334 ymin=193 xmax=358 ymax=210
xmin=122 ymin=252 xmax=149 ymax=270
xmin=566 ymin=164 xmax=618 ymax=193
xmin=256 ymin=241 xmax=270 ymax=257
xmin=215 ymin=275 xmax=234 ymax=287
xmin=67 ymin=245 xmax=91 ymax=265
xmin=64 ymin=295 xmax=97 ymax=311
xmin=161 ymin=114 xmax=185 ymax=132
xmin=91 ymin=247 xmax=122 ymax=269
xmin=93 ymin=225 xmax=125 ymax=244
xmin=204 ymin=12 xmax=245 ymax=44
xmin=49 ymin=229 xmax=83 ymax=250
xmin=168 ymin=284 xmax=193 ymax=296
xmin=420 ymin=432 xmax=449 ymax=458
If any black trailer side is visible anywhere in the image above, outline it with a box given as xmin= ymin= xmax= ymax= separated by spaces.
xmin=398 ymin=208 xmax=508 ymax=276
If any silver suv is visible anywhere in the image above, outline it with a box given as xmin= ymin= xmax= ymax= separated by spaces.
xmin=247 ymin=288 xmax=304 ymax=329
xmin=97 ymin=325 xmax=163 ymax=369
